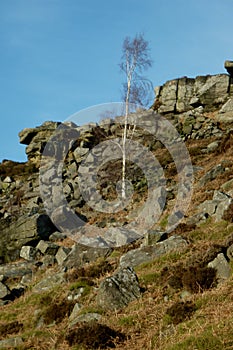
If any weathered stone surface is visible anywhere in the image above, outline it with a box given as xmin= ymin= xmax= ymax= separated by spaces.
xmin=103 ymin=227 xmax=142 ymax=247
xmin=20 ymin=246 xmax=39 ymax=261
xmin=224 ymin=60 xmax=233 ymax=77
xmin=0 ymin=213 xmax=56 ymax=262
xmin=197 ymin=190 xmax=233 ymax=222
xmin=176 ymin=77 xmax=195 ymax=113
xmin=197 ymin=200 xmax=219 ymax=217
xmin=214 ymin=191 xmax=233 ymax=221
xmin=49 ymin=231 xmax=67 ymax=242
xmin=120 ymin=235 xmax=187 ymax=268
xmin=206 ymin=141 xmax=219 ymax=153
xmin=36 ymin=240 xmax=59 ymax=256
xmin=69 ymin=312 xmax=102 ymax=328
xmin=221 ymin=178 xmax=233 ymax=196
xmin=192 ymin=74 xmax=229 ymax=108
xmin=0 ymin=262 xmax=34 ymax=279
xmin=227 ymin=244 xmax=233 ymax=261
xmin=141 ymin=230 xmax=167 ymax=246
xmin=55 ymin=246 xmax=71 ymax=265
xmin=0 ymin=281 xmax=10 ymax=299
xmin=18 ymin=127 xmax=38 ymax=145
xmin=155 ymin=74 xmax=229 ymax=115
xmin=157 ymin=79 xmax=178 ymax=114
xmin=19 ymin=121 xmax=61 ymax=161
xmin=0 ymin=337 xmax=23 ymax=348
xmin=208 ymin=253 xmax=231 ymax=285
xmin=32 ymin=272 xmax=65 ymax=293
xmin=96 ymin=267 xmax=141 ymax=310
xmin=218 ymin=98 xmax=233 ymax=123
xmin=198 ymin=164 xmax=225 ymax=187
xmin=63 ymin=243 xmax=112 ymax=269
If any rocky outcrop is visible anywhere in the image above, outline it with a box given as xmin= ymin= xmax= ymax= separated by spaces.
xmin=19 ymin=121 xmax=61 ymax=162
xmin=154 ymin=74 xmax=230 ymax=114
xmin=153 ymin=72 xmax=233 ymax=136
xmin=0 ymin=213 xmax=56 ymax=262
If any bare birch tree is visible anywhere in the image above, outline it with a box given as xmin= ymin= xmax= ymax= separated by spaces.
xmin=119 ymin=33 xmax=153 ymax=199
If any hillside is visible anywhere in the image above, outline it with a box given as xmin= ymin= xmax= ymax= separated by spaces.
xmin=0 ymin=67 xmax=233 ymax=349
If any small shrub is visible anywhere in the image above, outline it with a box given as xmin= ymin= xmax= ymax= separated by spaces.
xmin=182 ymin=266 xmax=217 ymax=293
xmin=65 ymin=259 xmax=114 ymax=282
xmin=167 ymin=265 xmax=217 ymax=293
xmin=42 ymin=299 xmax=75 ymax=325
xmin=65 ymin=321 xmax=126 ymax=349
xmin=165 ymin=301 xmax=196 ymax=325
xmin=223 ymin=202 xmax=233 ymax=222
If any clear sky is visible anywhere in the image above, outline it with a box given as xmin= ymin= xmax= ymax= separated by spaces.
xmin=0 ymin=0 xmax=233 ymax=162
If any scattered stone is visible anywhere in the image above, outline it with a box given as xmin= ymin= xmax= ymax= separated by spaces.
xmin=41 ymin=255 xmax=56 ymax=267
xmin=179 ymin=290 xmax=192 ymax=300
xmin=208 ymin=253 xmax=231 ymax=285
xmin=120 ymin=235 xmax=187 ymax=268
xmin=0 ymin=262 xmax=34 ymax=279
xmin=21 ymin=273 xmax=32 ymax=286
xmin=141 ymin=230 xmax=167 ymax=246
xmin=96 ymin=267 xmax=141 ymax=310
xmin=36 ymin=240 xmax=59 ymax=256
xmin=68 ymin=303 xmax=82 ymax=324
xmin=3 ymin=176 xmax=12 ymax=183
xmin=55 ymin=246 xmax=71 ymax=265
xmin=0 ymin=281 xmax=10 ymax=299
xmin=206 ymin=141 xmax=219 ymax=153
xmin=213 ymin=191 xmax=233 ymax=222
xmin=69 ymin=312 xmax=102 ymax=328
xmin=221 ymin=178 xmax=233 ymax=196
xmin=63 ymin=243 xmax=112 ymax=269
xmin=103 ymin=227 xmax=142 ymax=247
xmin=227 ymin=244 xmax=233 ymax=261
xmin=198 ymin=164 xmax=225 ymax=187
xmin=197 ymin=190 xmax=233 ymax=222
xmin=49 ymin=231 xmax=67 ymax=242
xmin=20 ymin=245 xmax=39 ymax=261
xmin=32 ymin=272 xmax=65 ymax=293
xmin=0 ymin=337 xmax=23 ymax=348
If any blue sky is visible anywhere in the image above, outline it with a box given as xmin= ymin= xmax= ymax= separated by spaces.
xmin=0 ymin=0 xmax=233 ymax=162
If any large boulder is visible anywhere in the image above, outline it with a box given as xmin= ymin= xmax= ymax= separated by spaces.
xmin=96 ymin=267 xmax=141 ymax=310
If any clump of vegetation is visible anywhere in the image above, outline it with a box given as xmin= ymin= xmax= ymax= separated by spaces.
xmin=0 ymin=160 xmax=37 ymax=177
xmin=166 ymin=265 xmax=217 ymax=293
xmin=40 ymin=299 xmax=75 ymax=325
xmin=0 ymin=321 xmax=23 ymax=340
xmin=165 ymin=301 xmax=196 ymax=325
xmin=218 ymin=129 xmax=233 ymax=153
xmin=165 ymin=333 xmax=224 ymax=350
xmin=223 ymin=202 xmax=233 ymax=222
xmin=65 ymin=321 xmax=126 ymax=349
xmin=65 ymin=258 xmax=114 ymax=282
